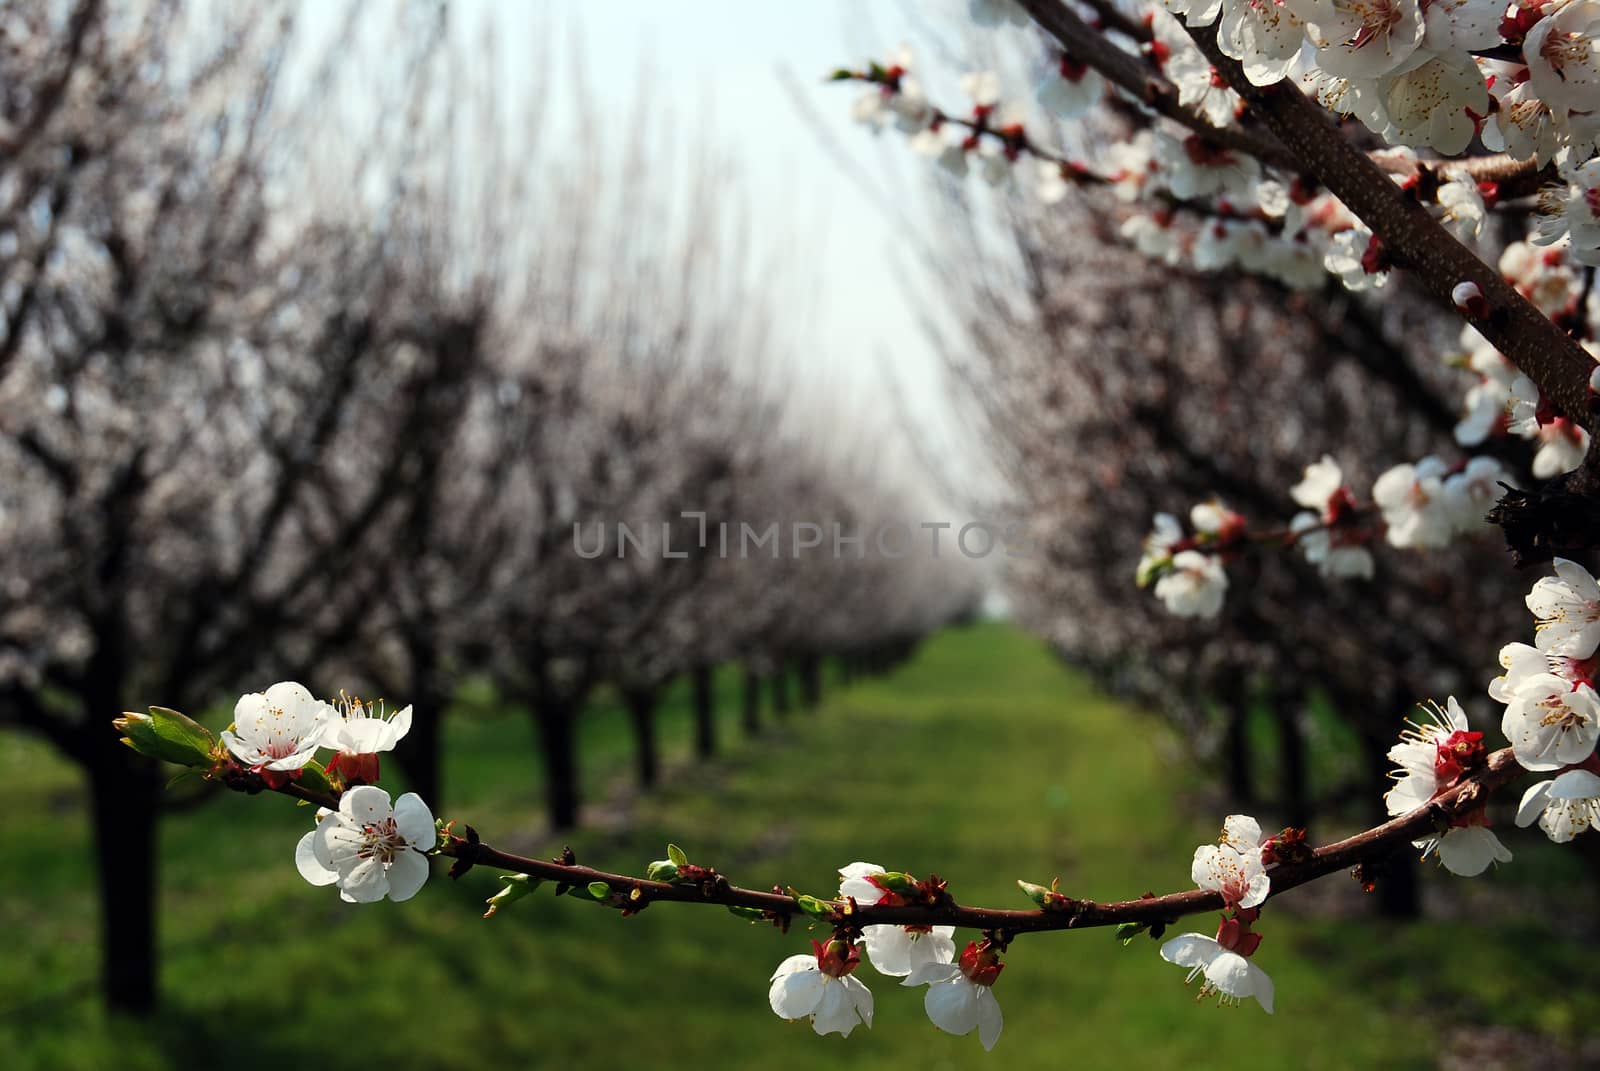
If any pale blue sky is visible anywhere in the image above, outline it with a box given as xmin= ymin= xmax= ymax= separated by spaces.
xmin=459 ymin=0 xmax=966 ymax=470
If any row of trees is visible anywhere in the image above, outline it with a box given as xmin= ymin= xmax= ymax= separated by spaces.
xmin=0 ymin=0 xmax=979 ymax=1014
xmin=899 ymin=12 xmax=1577 ymax=917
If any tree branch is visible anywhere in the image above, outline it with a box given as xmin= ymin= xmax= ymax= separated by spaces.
xmin=438 ymin=747 xmax=1524 ymax=933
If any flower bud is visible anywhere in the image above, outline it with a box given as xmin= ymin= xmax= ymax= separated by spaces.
xmin=113 ymin=706 xmax=216 ymax=767
xmin=483 ymin=873 xmax=541 ymax=918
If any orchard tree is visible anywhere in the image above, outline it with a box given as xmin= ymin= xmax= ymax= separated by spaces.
xmin=78 ymin=0 xmax=1600 ymax=1051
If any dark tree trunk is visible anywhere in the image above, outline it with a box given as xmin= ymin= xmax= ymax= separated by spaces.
xmin=771 ymin=665 xmax=791 ymax=718
xmin=623 ymin=687 xmax=659 ymax=789
xmin=534 ymin=701 xmax=580 ymax=830
xmin=741 ymin=666 xmax=761 ymax=736
xmin=393 ymin=637 xmax=444 ymax=805
xmin=798 ymin=655 xmax=822 ymax=711
xmin=1220 ymin=675 xmax=1255 ymax=806
xmin=691 ymin=665 xmax=716 ymax=760
xmin=89 ymin=745 xmax=160 ymax=1015
xmin=1361 ymin=730 xmax=1420 ymax=918
xmin=1274 ymin=696 xmax=1310 ymax=831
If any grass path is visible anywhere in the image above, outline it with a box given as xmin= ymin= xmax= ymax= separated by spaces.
xmin=1 ymin=623 xmax=1595 ymax=1069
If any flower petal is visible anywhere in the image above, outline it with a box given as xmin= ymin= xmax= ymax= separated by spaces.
xmin=385 ymin=850 xmax=430 ymax=902
xmin=392 ymin=792 xmax=436 ymax=848
xmin=295 ymin=830 xmax=338 ymax=886
xmin=924 ymin=976 xmax=981 ymax=1037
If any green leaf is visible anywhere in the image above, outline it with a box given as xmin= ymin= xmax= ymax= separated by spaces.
xmin=827 ymin=68 xmax=857 ymax=82
xmin=587 ymin=881 xmax=612 ymax=900
xmin=786 ymin=888 xmax=834 ymax=917
xmin=727 ymin=905 xmax=768 ymax=922
xmin=1115 ymin=922 xmax=1145 ymax=946
xmin=297 ymin=760 xmax=334 ymax=795
xmin=667 ymin=843 xmax=688 ymax=868
xmin=113 ymin=706 xmax=214 ymax=767
xmin=646 ymin=860 xmax=679 ymax=883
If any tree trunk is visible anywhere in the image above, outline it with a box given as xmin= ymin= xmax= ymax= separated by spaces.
xmin=533 ymin=701 xmax=580 ymax=830
xmin=741 ymin=666 xmax=761 ymax=736
xmin=394 ymin=638 xmax=444 ymax=805
xmin=1274 ymin=696 xmax=1310 ymax=831
xmin=1361 ymin=730 xmax=1420 ymax=918
xmin=798 ymin=655 xmax=822 ymax=711
xmin=1219 ymin=676 xmax=1255 ymax=806
xmin=691 ymin=665 xmax=716 ymax=759
xmin=89 ymin=746 xmax=160 ymax=1015
xmin=624 ymin=687 xmax=659 ymax=790
xmin=771 ymin=665 xmax=791 ymax=718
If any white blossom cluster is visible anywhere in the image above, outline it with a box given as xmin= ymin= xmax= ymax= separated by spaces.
xmin=1137 ymin=453 xmax=1511 ymax=619
xmin=220 ymin=681 xmax=431 ymax=903
xmin=843 ymin=1 xmax=1600 ymax=326
xmin=1450 ymin=319 xmax=1597 ymax=477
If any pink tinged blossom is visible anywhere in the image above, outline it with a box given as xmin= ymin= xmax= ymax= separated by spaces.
xmin=1288 ymin=0 xmax=1427 ymax=80
xmin=1216 ymin=0 xmax=1307 ymax=86
xmin=1524 ymin=0 xmax=1600 ymax=117
xmin=1378 ymin=51 xmax=1490 ymax=156
xmin=905 ymin=942 xmax=1004 ymax=1050
xmin=769 ymin=940 xmax=874 ymax=1038
xmin=1422 ymin=0 xmax=1509 ymax=50
xmin=1384 ymin=699 xmax=1511 ymax=875
xmin=1452 ymin=280 xmax=1487 ymax=317
xmin=308 ymin=785 xmax=436 ymax=903
xmin=1191 ymin=815 xmax=1271 ymax=908
xmin=836 ymin=863 xmax=956 ymax=977
xmin=324 ymin=693 xmax=413 ymax=783
xmin=1498 ymin=673 xmax=1600 ymax=770
xmin=1527 ymin=557 xmax=1600 ymax=658
xmin=221 ymin=681 xmax=332 ymax=778
xmin=1516 ymin=769 xmax=1600 ymax=841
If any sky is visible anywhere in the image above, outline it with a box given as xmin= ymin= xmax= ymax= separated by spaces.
xmin=455 ymin=0 xmax=975 ymax=491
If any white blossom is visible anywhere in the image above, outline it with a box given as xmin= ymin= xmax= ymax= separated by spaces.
xmin=1217 ymin=0 xmax=1307 ymax=86
xmin=1153 ymin=550 xmax=1228 ymax=618
xmin=1528 ymin=557 xmax=1600 ymax=658
xmin=837 ymin=863 xmax=957 ymax=978
xmin=221 ymin=681 xmax=331 ymax=776
xmin=1037 ymin=57 xmax=1104 ymax=118
xmin=1371 ymin=457 xmax=1455 ymax=548
xmin=1384 ymin=698 xmax=1512 ymax=876
xmin=1291 ymin=512 xmax=1376 ymax=578
xmin=305 ymin=785 xmax=436 ymax=902
xmin=1497 ymin=672 xmax=1600 ymax=770
xmin=1191 ymin=815 xmax=1271 ymax=908
xmin=904 ymin=942 xmax=1004 ymax=1051
xmin=1516 ymin=769 xmax=1600 ymax=841
xmin=769 ymin=942 xmax=875 ymax=1038
xmin=1534 ymin=156 xmax=1600 ymax=267
xmin=1289 ymin=0 xmax=1427 ymax=80
xmin=1525 ymin=0 xmax=1600 ymax=119
xmin=1159 ymin=931 xmax=1275 ymax=1012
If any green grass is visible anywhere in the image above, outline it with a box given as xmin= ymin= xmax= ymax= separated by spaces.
xmin=1 ymin=623 xmax=1595 ymax=1070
